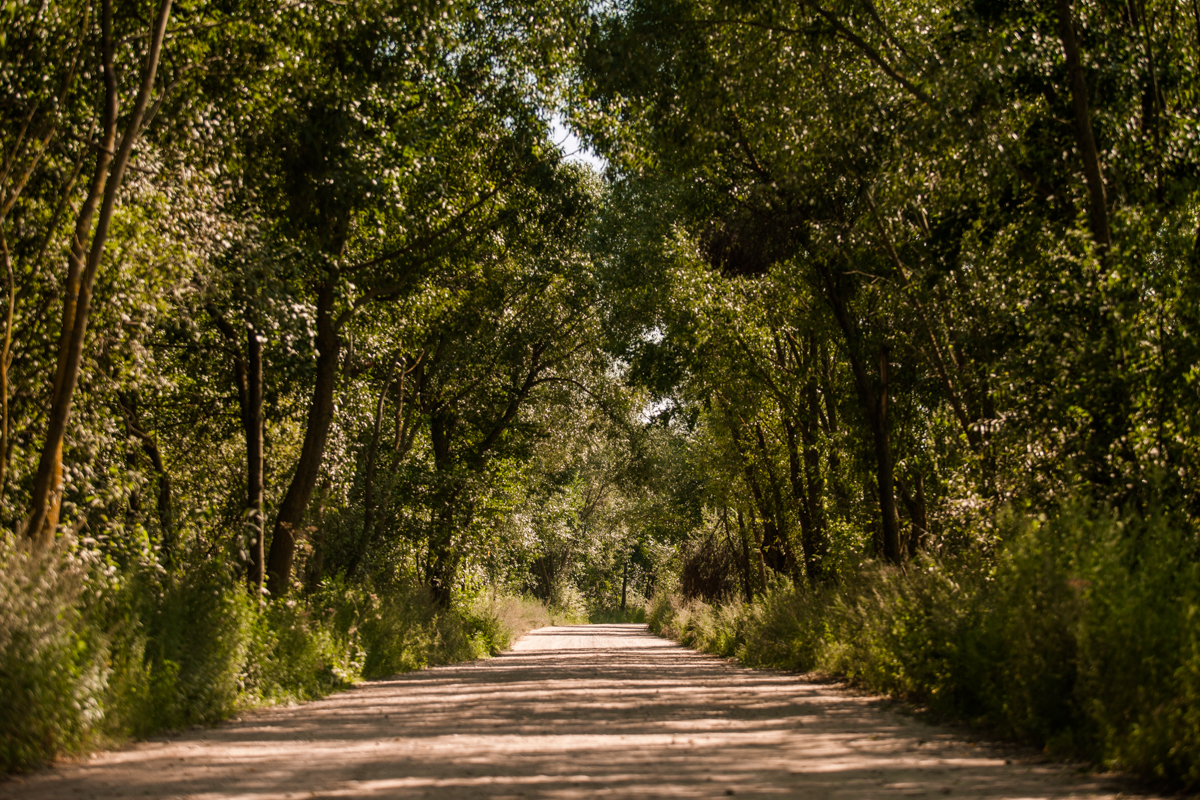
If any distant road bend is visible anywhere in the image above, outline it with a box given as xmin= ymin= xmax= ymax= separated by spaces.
xmin=3 ymin=625 xmax=1155 ymax=799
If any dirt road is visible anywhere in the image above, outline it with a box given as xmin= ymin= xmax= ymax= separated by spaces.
xmin=2 ymin=624 xmax=1154 ymax=799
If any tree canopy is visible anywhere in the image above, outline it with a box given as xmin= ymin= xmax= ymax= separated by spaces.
xmin=4 ymin=1 xmax=1200 ymax=774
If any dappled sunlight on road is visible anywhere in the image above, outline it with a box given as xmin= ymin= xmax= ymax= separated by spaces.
xmin=1 ymin=625 xmax=1151 ymax=800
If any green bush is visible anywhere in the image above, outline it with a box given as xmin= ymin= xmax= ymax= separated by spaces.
xmin=1072 ymin=510 xmax=1200 ymax=783
xmin=738 ymin=583 xmax=819 ymax=668
xmin=135 ymin=565 xmax=252 ymax=733
xmin=242 ymin=597 xmax=361 ymax=705
xmin=588 ymin=606 xmax=647 ymax=624
xmin=473 ymin=594 xmax=559 ymax=651
xmin=1 ymin=535 xmax=567 ymax=774
xmin=0 ymin=536 xmax=102 ymax=772
xmin=357 ymin=581 xmax=464 ymax=677
xmin=650 ymin=504 xmax=1200 ymax=789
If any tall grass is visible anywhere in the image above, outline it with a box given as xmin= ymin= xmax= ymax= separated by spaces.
xmin=648 ymin=505 xmax=1200 ymax=788
xmin=0 ymin=536 xmax=557 ymax=774
xmin=0 ymin=535 xmax=101 ymax=772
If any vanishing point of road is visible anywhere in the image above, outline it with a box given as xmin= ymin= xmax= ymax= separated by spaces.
xmin=1 ymin=625 xmax=1157 ymax=799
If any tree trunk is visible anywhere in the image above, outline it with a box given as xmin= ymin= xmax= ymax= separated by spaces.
xmin=723 ymin=506 xmax=753 ymax=603
xmin=800 ymin=354 xmax=828 ymax=579
xmin=723 ymin=402 xmax=788 ymax=575
xmin=346 ymin=355 xmax=397 ymax=580
xmin=753 ymin=420 xmax=795 ymax=575
xmin=393 ymin=353 xmax=423 ymax=457
xmin=247 ymin=324 xmax=264 ymax=596
xmin=0 ymin=231 xmax=13 ymax=496
xmin=426 ymin=408 xmax=459 ymax=608
xmin=897 ymin=472 xmax=928 ymax=558
xmin=25 ymin=0 xmax=173 ymax=546
xmin=427 ymin=498 xmax=469 ymax=609
xmin=266 ymin=277 xmax=340 ymax=596
xmin=621 ymin=559 xmax=628 ymax=611
xmin=784 ymin=411 xmax=827 ymax=583
xmin=817 ymin=263 xmax=902 ymax=564
xmin=783 ymin=416 xmax=813 ymax=565
xmin=747 ymin=508 xmax=770 ymax=591
xmin=869 ymin=347 xmax=903 ymax=563
xmin=1056 ymin=0 xmax=1112 ymax=249
xmin=208 ymin=306 xmax=265 ymax=595
xmin=116 ymin=391 xmax=173 ymax=560
xmin=305 ymin=481 xmax=330 ymax=592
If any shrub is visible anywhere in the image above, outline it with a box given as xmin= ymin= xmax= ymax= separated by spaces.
xmin=1 ymin=535 xmax=569 ymax=775
xmin=0 ymin=536 xmax=102 ymax=772
xmin=1072 ymin=510 xmax=1200 ymax=784
xmin=738 ymin=582 xmax=819 ymax=669
xmin=588 ymin=606 xmax=647 ymax=624
xmin=357 ymin=581 xmax=462 ymax=677
xmin=651 ymin=503 xmax=1200 ymax=789
xmin=478 ymin=595 xmax=554 ymax=648
xmin=242 ymin=597 xmax=361 ymax=705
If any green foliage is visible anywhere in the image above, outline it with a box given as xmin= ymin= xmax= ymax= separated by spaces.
xmin=587 ymin=606 xmax=647 ymax=624
xmin=0 ymin=537 xmax=101 ymax=772
xmin=480 ymin=594 xmax=586 ymax=647
xmin=650 ymin=504 xmax=1200 ymax=787
xmin=7 ymin=0 xmax=1200 ymax=790
xmin=357 ymin=582 xmax=474 ymax=677
xmin=0 ymin=535 xmax=565 ymax=772
xmin=241 ymin=597 xmax=361 ymax=706
xmin=134 ymin=565 xmax=253 ymax=733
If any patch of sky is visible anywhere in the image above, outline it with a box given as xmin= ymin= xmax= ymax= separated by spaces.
xmin=549 ymin=114 xmax=607 ymax=173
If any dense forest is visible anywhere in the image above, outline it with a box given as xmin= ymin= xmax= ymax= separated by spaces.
xmin=4 ymin=0 xmax=1200 ymax=787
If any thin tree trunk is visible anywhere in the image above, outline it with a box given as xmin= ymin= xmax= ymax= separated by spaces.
xmin=782 ymin=416 xmax=813 ymax=570
xmin=897 ymin=472 xmax=928 ymax=557
xmin=725 ymin=405 xmax=786 ymax=574
xmin=392 ymin=352 xmax=424 ymax=458
xmin=207 ymin=306 xmax=265 ymax=594
xmin=735 ymin=509 xmax=756 ymax=601
xmin=1056 ymin=0 xmax=1112 ymax=249
xmin=621 ymin=559 xmax=628 ymax=611
xmin=305 ymin=481 xmax=331 ymax=592
xmin=870 ymin=347 xmax=902 ymax=563
xmin=346 ymin=355 xmax=397 ymax=580
xmin=816 ymin=262 xmax=902 ymax=564
xmin=722 ymin=506 xmax=752 ymax=603
xmin=754 ymin=420 xmax=795 ymax=575
xmin=800 ymin=345 xmax=828 ymax=579
xmin=865 ymin=194 xmax=981 ymax=449
xmin=393 ymin=363 xmax=407 ymax=452
xmin=426 ymin=408 xmax=461 ymax=608
xmin=116 ymin=391 xmax=173 ymax=560
xmin=266 ymin=277 xmax=339 ymax=596
xmin=26 ymin=0 xmax=173 ymax=545
xmin=0 ymin=230 xmax=13 ymax=496
xmin=247 ymin=324 xmax=264 ymax=596
xmin=747 ymin=508 xmax=770 ymax=591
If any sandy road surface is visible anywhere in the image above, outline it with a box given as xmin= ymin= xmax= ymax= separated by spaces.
xmin=2 ymin=624 xmax=1155 ymax=800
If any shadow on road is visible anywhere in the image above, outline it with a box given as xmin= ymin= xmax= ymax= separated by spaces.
xmin=2 ymin=624 xmax=1145 ymax=800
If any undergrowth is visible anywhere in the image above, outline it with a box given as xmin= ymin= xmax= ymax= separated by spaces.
xmin=648 ymin=504 xmax=1200 ymax=789
xmin=0 ymin=535 xmax=561 ymax=774
xmin=588 ymin=606 xmax=648 ymax=624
